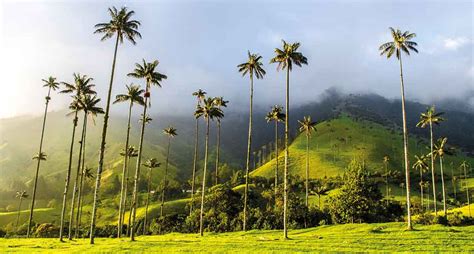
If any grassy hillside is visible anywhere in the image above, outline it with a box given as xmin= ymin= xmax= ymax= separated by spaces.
xmin=1 ymin=223 xmax=473 ymax=253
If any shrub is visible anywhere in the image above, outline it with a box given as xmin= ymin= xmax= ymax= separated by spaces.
xmin=34 ymin=223 xmax=59 ymax=238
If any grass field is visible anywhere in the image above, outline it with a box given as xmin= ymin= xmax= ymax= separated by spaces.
xmin=1 ymin=222 xmax=473 ymax=253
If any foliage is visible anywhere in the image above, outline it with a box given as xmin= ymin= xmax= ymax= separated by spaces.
xmin=34 ymin=223 xmax=59 ymax=238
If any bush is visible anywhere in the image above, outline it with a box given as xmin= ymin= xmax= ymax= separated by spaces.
xmin=0 ymin=228 xmax=6 ymax=237
xmin=34 ymin=223 xmax=59 ymax=238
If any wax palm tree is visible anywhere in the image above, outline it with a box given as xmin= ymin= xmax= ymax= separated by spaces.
xmin=69 ymin=95 xmax=104 ymax=239
xmin=161 ymin=126 xmax=178 ymax=217
xmin=265 ymin=105 xmax=285 ymax=198
xmin=298 ymin=116 xmax=317 ymax=208
xmin=90 ymin=6 xmax=141 ymax=244
xmin=26 ymin=76 xmax=59 ymax=238
xmin=270 ymin=40 xmax=308 ymax=238
xmin=237 ymin=51 xmax=266 ymax=231
xmin=413 ymin=155 xmax=429 ymax=210
xmin=431 ymin=137 xmax=453 ymax=216
xmin=58 ymin=73 xmax=96 ymax=241
xmin=311 ymin=185 xmax=329 ymax=208
xmin=113 ymin=84 xmax=145 ymax=237
xmin=195 ymin=97 xmax=224 ymax=236
xmin=142 ymin=158 xmax=161 ymax=235
xmin=460 ymin=161 xmax=471 ymax=216
xmin=416 ymin=106 xmax=444 ymax=215
xmin=16 ymin=191 xmax=28 ymax=228
xmin=122 ymin=146 xmax=138 ymax=237
xmin=213 ymin=97 xmax=228 ymax=185
xmin=379 ymin=27 xmax=418 ymax=230
xmin=190 ymin=89 xmax=206 ymax=215
xmin=382 ymin=155 xmax=390 ymax=204
xmin=127 ymin=59 xmax=167 ymax=241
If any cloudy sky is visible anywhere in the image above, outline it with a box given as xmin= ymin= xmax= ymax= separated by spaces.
xmin=0 ymin=0 xmax=472 ymax=119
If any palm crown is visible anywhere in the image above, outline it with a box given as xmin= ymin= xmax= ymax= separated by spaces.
xmin=194 ymin=97 xmax=224 ymax=120
xmin=237 ymin=51 xmax=266 ymax=79
xmin=128 ymin=60 xmax=167 ymax=90
xmin=94 ymin=6 xmax=141 ymax=44
xmin=113 ymin=84 xmax=145 ymax=106
xmin=32 ymin=152 xmax=47 ymax=161
xmin=298 ymin=116 xmax=317 ymax=136
xmin=379 ymin=27 xmax=418 ymax=59
xmin=78 ymin=95 xmax=105 ymax=123
xmin=143 ymin=158 xmax=161 ymax=169
xmin=163 ymin=126 xmax=178 ymax=137
xmin=413 ymin=155 xmax=429 ymax=171
xmin=192 ymin=89 xmax=207 ymax=104
xmin=265 ymin=105 xmax=285 ymax=123
xmin=270 ymin=40 xmax=308 ymax=71
xmin=416 ymin=106 xmax=445 ymax=128
xmin=16 ymin=190 xmax=28 ymax=199
xmin=61 ymin=73 xmax=97 ymax=97
xmin=432 ymin=137 xmax=453 ymax=158
xmin=383 ymin=155 xmax=390 ymax=164
xmin=42 ymin=76 xmax=60 ymax=91
xmin=120 ymin=145 xmax=139 ymax=157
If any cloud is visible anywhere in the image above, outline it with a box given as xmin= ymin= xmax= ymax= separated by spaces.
xmin=443 ymin=37 xmax=470 ymax=50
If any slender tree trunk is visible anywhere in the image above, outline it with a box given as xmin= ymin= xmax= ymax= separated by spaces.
xmin=130 ymin=89 xmax=149 ymax=241
xmin=243 ymin=75 xmax=253 ymax=232
xmin=75 ymin=116 xmax=88 ymax=238
xmin=463 ymin=164 xmax=471 ymax=216
xmin=429 ymin=121 xmax=437 ymax=215
xmin=215 ymin=120 xmax=221 ymax=186
xmin=440 ymin=157 xmax=447 ymax=216
xmin=190 ymin=116 xmax=199 ymax=215
xmin=305 ymin=134 xmax=309 ymax=207
xmin=419 ymin=168 xmax=424 ymax=211
xmin=118 ymin=101 xmax=133 ymax=237
xmin=59 ymin=109 xmax=78 ymax=241
xmin=90 ymin=33 xmax=120 ymax=244
xmin=16 ymin=198 xmax=23 ymax=228
xmin=27 ymin=87 xmax=52 ymax=238
xmin=123 ymin=156 xmax=132 ymax=236
xmin=274 ymin=121 xmax=279 ymax=199
xmin=283 ymin=66 xmax=290 ymax=239
xmin=452 ymin=167 xmax=457 ymax=200
xmin=385 ymin=163 xmax=389 ymax=206
xmin=68 ymin=113 xmax=86 ymax=239
xmin=398 ymin=55 xmax=412 ymax=230
xmin=199 ymin=117 xmax=210 ymax=236
xmin=143 ymin=167 xmax=152 ymax=235
xmin=161 ymin=136 xmax=171 ymax=217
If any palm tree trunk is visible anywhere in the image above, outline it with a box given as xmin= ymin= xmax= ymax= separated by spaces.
xmin=429 ymin=121 xmax=437 ymax=215
xmin=68 ymin=113 xmax=86 ymax=240
xmin=124 ymin=158 xmax=132 ymax=237
xmin=199 ymin=117 xmax=210 ymax=236
xmin=90 ymin=33 xmax=120 ymax=244
xmin=305 ymin=134 xmax=309 ymax=208
xmin=118 ymin=101 xmax=133 ymax=237
xmin=440 ymin=157 xmax=447 ymax=216
xmin=27 ymin=86 xmax=52 ymax=238
xmin=464 ymin=164 xmax=471 ymax=216
xmin=130 ymin=87 xmax=149 ymax=241
xmin=215 ymin=120 xmax=221 ymax=185
xmin=243 ymin=75 xmax=254 ymax=232
xmin=143 ymin=167 xmax=152 ymax=235
xmin=274 ymin=121 xmax=279 ymax=199
xmin=161 ymin=136 xmax=171 ymax=217
xmin=190 ymin=116 xmax=199 ymax=215
xmin=75 ymin=115 xmax=88 ymax=238
xmin=419 ymin=168 xmax=424 ymax=211
xmin=451 ymin=167 xmax=457 ymax=200
xmin=398 ymin=55 xmax=412 ymax=230
xmin=59 ymin=109 xmax=79 ymax=241
xmin=16 ymin=198 xmax=23 ymax=228
xmin=385 ymin=163 xmax=389 ymax=206
xmin=283 ymin=66 xmax=290 ymax=239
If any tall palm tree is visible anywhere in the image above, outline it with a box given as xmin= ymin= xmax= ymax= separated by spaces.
xmin=58 ymin=73 xmax=96 ymax=241
xmin=311 ymin=185 xmax=329 ymax=209
xmin=298 ymin=116 xmax=317 ymax=208
xmin=212 ymin=97 xmax=228 ymax=185
xmin=26 ymin=76 xmax=59 ymax=238
xmin=127 ymin=59 xmax=167 ymax=241
xmin=113 ymin=84 xmax=145 ymax=237
xmin=379 ymin=27 xmax=418 ymax=230
xmin=190 ymin=89 xmax=206 ymax=215
xmin=122 ymin=146 xmax=139 ymax=237
xmin=195 ymin=97 xmax=224 ymax=236
xmin=416 ymin=106 xmax=444 ymax=215
xmin=413 ymin=155 xmax=429 ymax=210
xmin=265 ymin=105 xmax=285 ymax=197
xmin=460 ymin=161 xmax=471 ymax=216
xmin=382 ymin=155 xmax=390 ymax=205
xmin=70 ymin=95 xmax=104 ymax=239
xmin=161 ymin=126 xmax=178 ymax=217
xmin=432 ymin=137 xmax=452 ymax=216
xmin=90 ymin=6 xmax=141 ymax=244
xmin=270 ymin=40 xmax=308 ymax=238
xmin=237 ymin=51 xmax=266 ymax=231
xmin=16 ymin=191 xmax=28 ymax=228
xmin=142 ymin=158 xmax=161 ymax=235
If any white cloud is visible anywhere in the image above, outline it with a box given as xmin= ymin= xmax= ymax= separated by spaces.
xmin=443 ymin=37 xmax=470 ymax=50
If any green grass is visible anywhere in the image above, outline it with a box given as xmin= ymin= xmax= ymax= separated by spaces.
xmin=1 ymin=222 xmax=473 ymax=253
